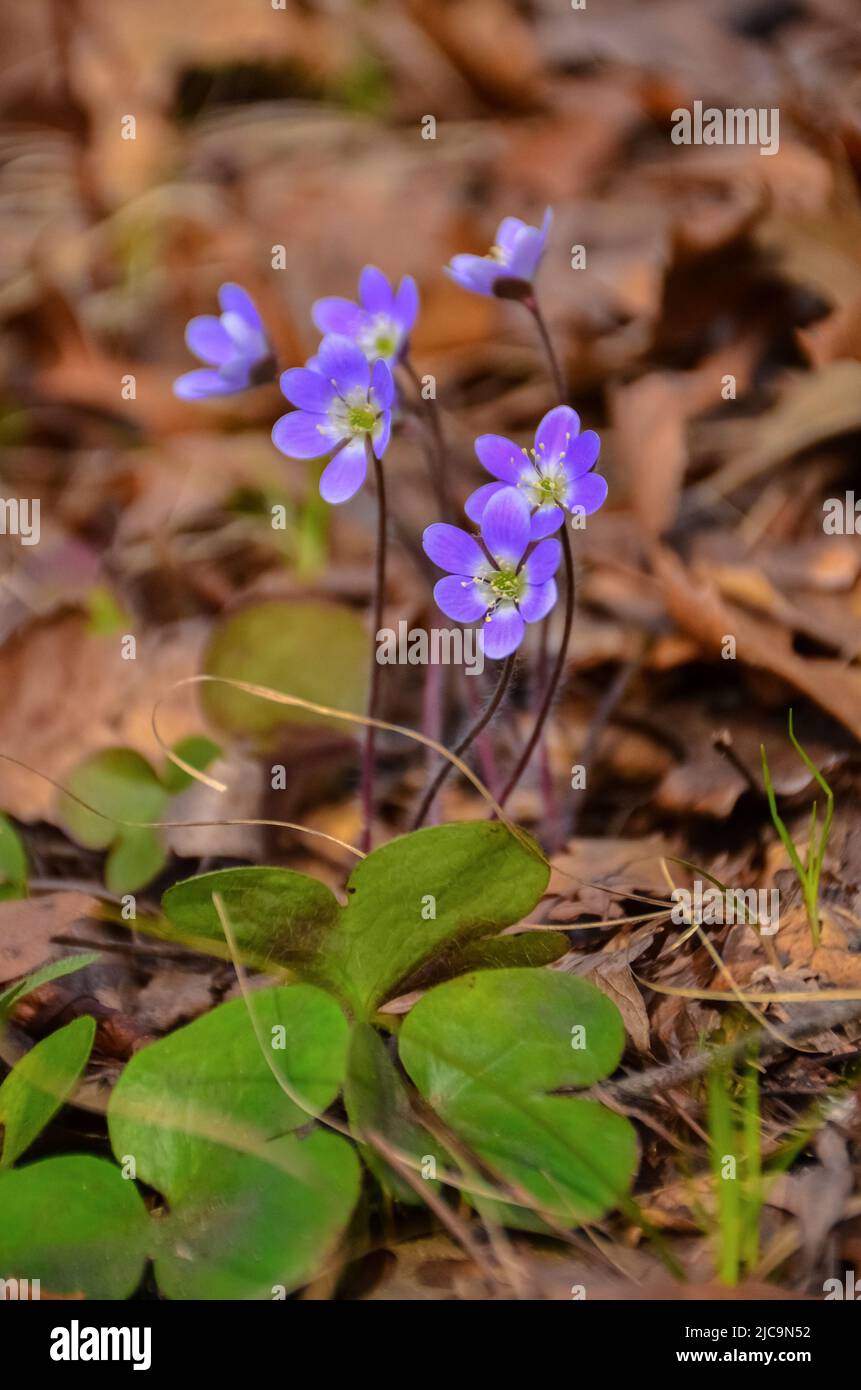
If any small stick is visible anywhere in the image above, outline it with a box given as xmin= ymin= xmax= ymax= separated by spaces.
xmin=595 ymin=997 xmax=861 ymax=1106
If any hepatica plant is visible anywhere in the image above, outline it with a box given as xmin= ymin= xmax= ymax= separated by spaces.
xmin=0 ymin=213 xmax=624 ymax=1301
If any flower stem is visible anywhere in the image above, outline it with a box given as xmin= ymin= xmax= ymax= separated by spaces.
xmin=412 ymin=653 xmax=515 ymax=830
xmin=497 ymin=290 xmax=572 ymax=814
xmin=497 ymin=526 xmax=575 ymax=810
xmin=535 ymin=617 xmax=561 ymax=845
xmin=523 ymin=294 xmax=566 ymax=402
xmin=401 ymin=353 xmax=453 ymax=521
xmin=360 ymin=439 xmax=388 ymax=853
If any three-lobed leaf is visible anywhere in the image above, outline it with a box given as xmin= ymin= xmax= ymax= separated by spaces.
xmin=0 ymin=1155 xmax=149 ymax=1300
xmin=399 ymin=968 xmax=638 ymax=1228
xmin=57 ymin=741 xmax=220 ymax=894
xmin=161 ymin=822 xmax=555 ymax=1018
xmin=202 ymin=599 xmax=370 ymax=744
xmin=108 ymin=984 xmax=359 ymax=1298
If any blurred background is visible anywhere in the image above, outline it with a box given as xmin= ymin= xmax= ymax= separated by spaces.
xmin=0 ymin=0 xmax=860 ymax=885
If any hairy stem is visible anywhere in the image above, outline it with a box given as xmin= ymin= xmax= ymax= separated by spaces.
xmin=535 ymin=618 xmax=560 ymax=844
xmin=496 ymin=290 xmax=571 ymax=812
xmin=412 ymin=654 xmax=515 ymax=829
xmin=498 ymin=526 xmax=575 ymax=809
xmin=523 ymin=294 xmax=566 ymax=402
xmin=360 ymin=440 xmax=388 ymax=852
xmin=401 ymin=353 xmax=453 ymax=522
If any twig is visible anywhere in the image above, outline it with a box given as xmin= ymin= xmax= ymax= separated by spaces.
xmin=595 ymin=997 xmax=861 ymax=1106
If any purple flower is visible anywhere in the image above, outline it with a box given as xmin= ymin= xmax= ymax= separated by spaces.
xmin=272 ymin=335 xmax=393 ymax=504
xmin=465 ymin=406 xmax=607 ymax=540
xmin=445 ymin=210 xmax=553 ymax=298
xmin=423 ymin=488 xmax=560 ymax=659
xmin=312 ymin=266 xmax=418 ymax=367
xmin=174 ymin=284 xmax=272 ymax=400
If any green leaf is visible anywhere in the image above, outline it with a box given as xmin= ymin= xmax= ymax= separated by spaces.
xmin=161 ymin=735 xmax=222 ymax=795
xmin=406 ymin=929 xmax=569 ymax=991
xmin=315 ymin=822 xmax=550 ymax=1017
xmin=201 ymin=599 xmax=370 ymax=745
xmin=57 ymin=749 xmax=167 ymax=852
xmin=0 ymin=954 xmax=100 ymax=1023
xmin=0 ymin=814 xmax=27 ymax=901
xmin=399 ymin=968 xmax=638 ymax=1229
xmin=159 ymin=824 xmax=549 ymax=1018
xmin=85 ymin=584 xmax=129 ymax=636
xmin=0 ymin=1016 xmax=95 ymax=1167
xmin=161 ymin=866 xmax=339 ymax=972
xmin=108 ymin=985 xmax=360 ymax=1298
xmin=344 ymin=1022 xmax=443 ymax=1204
xmin=161 ymin=824 xmax=550 ymax=1018
xmin=0 ymin=1155 xmax=149 ymax=1299
xmin=105 ymin=829 xmax=167 ymax=895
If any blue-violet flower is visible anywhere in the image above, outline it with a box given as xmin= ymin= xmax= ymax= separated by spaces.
xmin=445 ymin=210 xmax=552 ymax=298
xmin=423 ymin=487 xmax=560 ymax=659
xmin=466 ymin=405 xmax=607 ymax=539
xmin=174 ymin=284 xmax=272 ymax=400
xmin=312 ymin=266 xmax=418 ymax=368
xmin=273 ymin=335 xmax=393 ymax=504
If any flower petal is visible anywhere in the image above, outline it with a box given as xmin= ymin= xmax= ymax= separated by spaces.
xmin=445 ymin=256 xmax=502 ymax=296
xmin=562 ymin=429 xmax=601 ymax=480
xmin=480 ymin=486 xmax=531 ymax=565
xmin=316 ymin=335 xmax=370 ymax=395
xmin=518 ymin=579 xmax=558 ymax=625
xmin=568 ymin=471 xmax=609 ymax=517
xmin=319 ymin=441 xmax=367 ymax=504
xmin=523 ymin=538 xmax=562 ymax=586
xmin=185 ymin=315 xmax=234 ymax=365
xmin=534 ymin=405 xmax=581 ymax=465
xmin=371 ymin=358 xmax=394 ymax=411
xmin=220 ymin=311 xmax=266 ymax=358
xmin=394 ymin=276 xmax=419 ymax=334
xmin=218 ymin=284 xmax=264 ymax=335
xmin=359 ymin=266 xmax=394 ymax=316
xmin=464 ymin=481 xmax=506 ymax=525
xmin=508 ymin=225 xmax=548 ymax=281
xmin=474 ymin=434 xmax=523 ymax=484
xmin=173 ymin=368 xmax=242 ymax=400
xmin=481 ymin=605 xmax=525 ymax=659
xmin=272 ymin=409 xmax=332 ymax=459
xmin=372 ymin=409 xmax=392 ymax=459
xmin=280 ymin=367 xmax=335 ymax=412
xmin=312 ymin=296 xmax=365 ymax=340
xmin=423 ymin=523 xmax=486 ymax=577
xmin=495 ymin=216 xmax=530 ymax=255
xmin=529 ymin=504 xmax=565 ymax=539
xmin=433 ymin=575 xmax=490 ymax=624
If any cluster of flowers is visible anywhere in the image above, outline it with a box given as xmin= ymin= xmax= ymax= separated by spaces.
xmin=174 ymin=210 xmax=607 ymax=658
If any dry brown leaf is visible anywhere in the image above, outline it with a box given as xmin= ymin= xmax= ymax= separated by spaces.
xmin=0 ymin=612 xmax=209 ymax=821
xmin=695 ymin=361 xmax=861 ymax=502
xmin=652 ymin=546 xmax=861 ymax=743
xmin=0 ymin=892 xmax=99 ymax=986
